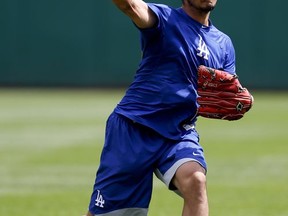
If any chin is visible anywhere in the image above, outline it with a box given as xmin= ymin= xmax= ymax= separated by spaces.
xmin=202 ymin=5 xmax=215 ymax=12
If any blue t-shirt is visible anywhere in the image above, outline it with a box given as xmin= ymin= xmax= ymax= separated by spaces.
xmin=114 ymin=3 xmax=236 ymax=140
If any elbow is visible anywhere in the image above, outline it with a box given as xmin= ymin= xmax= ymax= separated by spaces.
xmin=112 ymin=0 xmax=134 ymax=14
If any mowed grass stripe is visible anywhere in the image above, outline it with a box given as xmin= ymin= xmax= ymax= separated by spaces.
xmin=0 ymin=89 xmax=287 ymax=216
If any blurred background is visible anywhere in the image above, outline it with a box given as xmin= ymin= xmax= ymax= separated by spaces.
xmin=1 ymin=0 xmax=287 ymax=89
xmin=0 ymin=0 xmax=288 ymax=216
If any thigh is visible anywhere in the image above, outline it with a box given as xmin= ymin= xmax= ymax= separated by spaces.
xmin=89 ymin=113 xmax=165 ymax=215
xmin=155 ymin=128 xmax=207 ymax=192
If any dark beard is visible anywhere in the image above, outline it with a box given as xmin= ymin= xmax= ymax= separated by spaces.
xmin=187 ymin=1 xmax=216 ymax=13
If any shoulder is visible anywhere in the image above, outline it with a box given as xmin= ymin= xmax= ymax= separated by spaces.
xmin=147 ymin=3 xmax=177 ymax=19
xmin=211 ymin=25 xmax=230 ymax=38
xmin=208 ymin=25 xmax=236 ymax=72
xmin=210 ymin=25 xmax=234 ymax=47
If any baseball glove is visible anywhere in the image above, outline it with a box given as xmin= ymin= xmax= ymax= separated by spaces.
xmin=197 ymin=65 xmax=254 ymax=121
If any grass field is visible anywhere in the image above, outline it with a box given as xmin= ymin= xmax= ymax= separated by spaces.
xmin=0 ymin=89 xmax=287 ymax=216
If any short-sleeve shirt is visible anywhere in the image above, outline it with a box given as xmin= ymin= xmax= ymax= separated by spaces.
xmin=114 ymin=3 xmax=236 ymax=140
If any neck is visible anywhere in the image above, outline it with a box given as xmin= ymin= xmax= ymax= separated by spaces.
xmin=182 ymin=4 xmax=211 ymax=26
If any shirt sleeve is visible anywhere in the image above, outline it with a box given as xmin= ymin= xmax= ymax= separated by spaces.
xmin=223 ymin=36 xmax=236 ymax=74
xmin=137 ymin=3 xmax=172 ymax=52
xmin=136 ymin=3 xmax=172 ymax=32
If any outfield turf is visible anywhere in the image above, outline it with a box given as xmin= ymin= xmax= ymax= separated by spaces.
xmin=0 ymin=89 xmax=287 ymax=216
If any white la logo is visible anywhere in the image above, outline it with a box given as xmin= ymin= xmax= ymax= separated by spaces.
xmin=197 ymin=34 xmax=210 ymax=60
xmin=95 ymin=190 xmax=105 ymax=208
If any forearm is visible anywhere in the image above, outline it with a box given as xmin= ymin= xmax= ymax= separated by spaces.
xmin=112 ymin=0 xmax=157 ymax=29
xmin=112 ymin=0 xmax=135 ymax=11
xmin=112 ymin=0 xmax=145 ymax=18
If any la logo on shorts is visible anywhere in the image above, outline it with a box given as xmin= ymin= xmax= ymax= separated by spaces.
xmin=95 ymin=190 xmax=105 ymax=208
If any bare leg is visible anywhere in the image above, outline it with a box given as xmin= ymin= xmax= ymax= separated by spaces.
xmin=172 ymin=161 xmax=209 ymax=216
xmin=84 ymin=212 xmax=94 ymax=216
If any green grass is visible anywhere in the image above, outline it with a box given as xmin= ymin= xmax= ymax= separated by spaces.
xmin=0 ymin=89 xmax=287 ymax=215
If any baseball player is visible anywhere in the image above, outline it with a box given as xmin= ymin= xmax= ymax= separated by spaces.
xmin=84 ymin=0 xmax=253 ymax=215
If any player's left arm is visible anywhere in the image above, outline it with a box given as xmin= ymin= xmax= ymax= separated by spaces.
xmin=197 ymin=37 xmax=254 ymax=121
xmin=197 ymin=65 xmax=254 ymax=121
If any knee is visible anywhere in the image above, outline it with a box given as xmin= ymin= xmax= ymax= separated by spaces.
xmin=179 ymin=171 xmax=206 ymax=196
xmin=190 ymin=171 xmax=207 ymax=187
xmin=173 ymin=163 xmax=207 ymax=199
